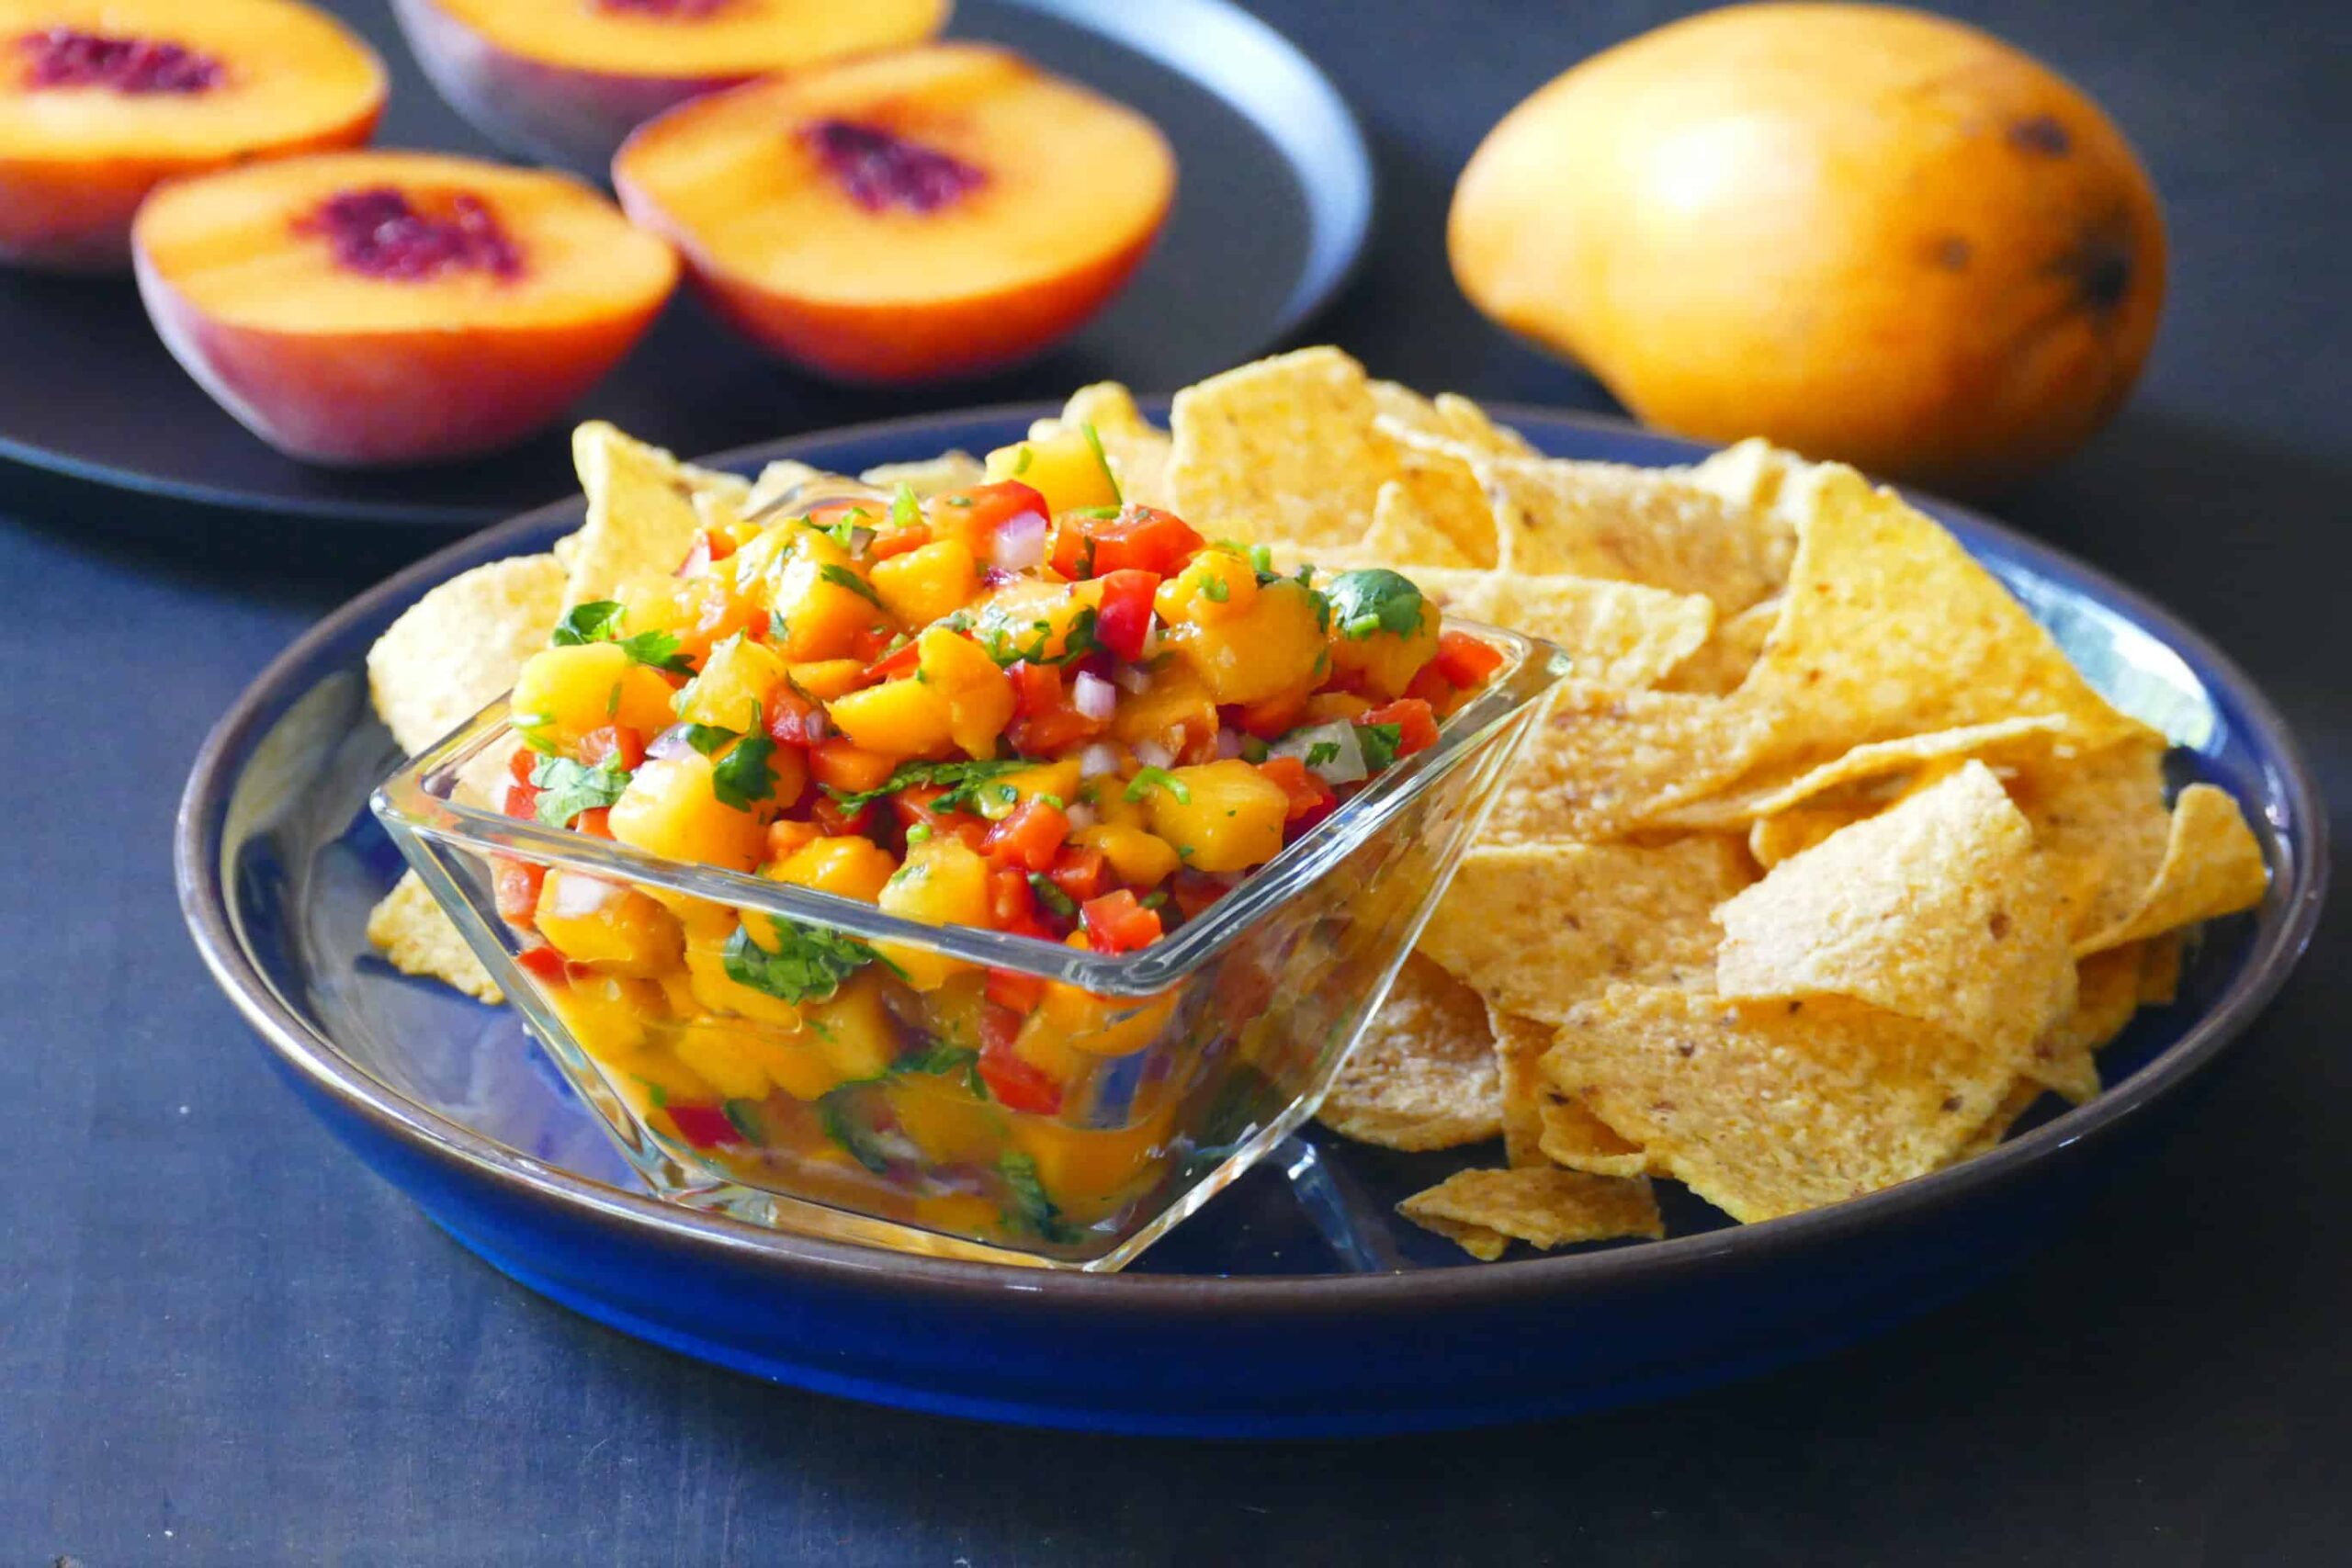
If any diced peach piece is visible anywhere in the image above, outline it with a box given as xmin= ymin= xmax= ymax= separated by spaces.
xmin=132 ymin=151 xmax=678 ymax=467
xmin=0 ymin=0 xmax=385 ymax=272
xmin=392 ymin=0 xmax=947 ymax=175
xmin=613 ymin=43 xmax=1175 ymax=383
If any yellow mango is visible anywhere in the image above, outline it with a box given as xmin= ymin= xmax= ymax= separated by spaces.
xmin=803 ymin=971 xmax=899 ymax=1078
xmin=984 ymin=427 xmax=1119 ymax=513
xmin=826 ymin=676 xmax=956 ymax=759
xmin=766 ymin=836 xmax=899 ymax=904
xmin=1328 ymin=619 xmax=1442 ymax=700
xmin=917 ymin=626 xmax=1017 ymax=758
xmin=741 ymin=527 xmax=882 ymax=660
xmin=671 ymin=1023 xmax=773 ymax=1101
xmin=609 ymin=1047 xmax=720 ymax=1111
xmin=886 ymin=1075 xmax=1007 ymax=1167
xmin=510 ymin=643 xmax=676 ymax=747
xmin=1162 ymin=577 xmax=1326 ymax=704
xmin=1303 ymin=691 xmax=1374 ymax=726
xmin=675 ymin=634 xmax=786 ymax=732
xmin=876 ymin=838 xmax=991 ymax=989
xmin=1035 ymin=979 xmax=1179 ymax=1057
xmin=1143 ymin=760 xmax=1288 ymax=874
xmin=533 ymin=872 xmax=682 ymax=976
xmin=1012 ymin=1103 xmax=1179 ymax=1220
xmin=1153 ymin=549 xmax=1257 ymax=626
xmin=543 ymin=974 xmax=664 ymax=1063
xmin=871 ymin=538 xmax=978 ymax=629
xmin=1073 ymin=823 xmax=1181 ymax=888
xmin=969 ymin=578 xmax=1100 ymax=666
xmin=786 ymin=659 xmax=866 ymax=700
xmin=913 ymin=1191 xmax=1004 ymax=1235
xmin=607 ymin=753 xmax=769 ymax=872
xmin=1109 ymin=663 xmax=1217 ymax=753
xmin=976 ymin=759 xmax=1082 ymax=821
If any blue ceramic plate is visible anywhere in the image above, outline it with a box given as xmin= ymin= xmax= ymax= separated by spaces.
xmin=0 ymin=0 xmax=1369 ymax=526
xmin=178 ymin=409 xmax=2325 ymax=1436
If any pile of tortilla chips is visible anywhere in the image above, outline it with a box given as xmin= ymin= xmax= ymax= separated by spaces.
xmin=363 ymin=347 xmax=2271 ymax=1263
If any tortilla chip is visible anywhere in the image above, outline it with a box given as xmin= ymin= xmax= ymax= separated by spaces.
xmin=860 ymin=451 xmax=985 ymax=496
xmin=1660 ymin=716 xmax=2072 ymax=832
xmin=2138 ymin=931 xmax=2186 ymax=1004
xmin=1399 ymin=1167 xmax=1662 ymax=1259
xmin=1683 ymin=436 xmax=1804 ymax=514
xmin=1748 ymin=804 xmax=1871 ymax=868
xmin=1714 ymin=762 xmax=2076 ymax=1059
xmin=1370 ymin=381 xmax=1536 ymax=458
xmin=743 ymin=458 xmax=831 ymax=514
xmin=1411 ymin=570 xmax=1713 ymax=696
xmin=1950 ymin=1078 xmax=2049 ymax=1163
xmin=1362 ymin=480 xmax=1480 ymax=569
xmin=1166 ymin=347 xmax=1394 ymax=550
xmin=1487 ymin=1008 xmax=1556 ymax=1168
xmin=1317 ymin=954 xmax=1503 ymax=1151
xmin=1420 ymin=837 xmax=1750 ymax=1022
xmin=367 ymin=871 xmax=502 ymax=1004
xmin=1476 ymin=456 xmax=1795 ymax=614
xmin=2076 ymin=784 xmax=2269 ymax=954
xmin=1476 ymin=688 xmax=1769 ymax=845
xmin=1659 ymin=595 xmax=1781 ymax=696
xmin=1549 ymin=987 xmax=2018 ymax=1222
xmin=367 ymin=554 xmax=566 ymax=757
xmin=1536 ymin=1096 xmax=1652 ymax=1179
xmin=1056 ymin=382 xmax=1173 ymax=510
xmin=563 ymin=422 xmax=705 ymax=608
xmin=1719 ymin=466 xmax=2158 ymax=785
xmin=2007 ymin=737 xmax=2174 ymax=942
xmin=2025 ymin=944 xmax=2144 ymax=1102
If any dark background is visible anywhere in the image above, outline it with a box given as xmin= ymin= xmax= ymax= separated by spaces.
xmin=6 ymin=0 xmax=2346 ymax=1562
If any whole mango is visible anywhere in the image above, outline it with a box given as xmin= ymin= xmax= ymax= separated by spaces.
xmin=1449 ymin=4 xmax=2166 ymax=492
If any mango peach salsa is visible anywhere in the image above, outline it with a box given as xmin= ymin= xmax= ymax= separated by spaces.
xmin=490 ymin=426 xmax=1503 ymax=1245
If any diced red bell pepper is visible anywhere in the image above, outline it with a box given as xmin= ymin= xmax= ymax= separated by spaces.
xmin=984 ymin=797 xmax=1071 ymax=875
xmin=1047 ymin=844 xmax=1109 ymax=905
xmin=1170 ymin=870 xmax=1226 ymax=922
xmin=493 ymin=857 xmax=545 ymax=928
xmin=1404 ymin=661 xmax=1454 ymax=708
xmin=579 ymin=724 xmax=646 ymax=771
xmin=1434 ymin=628 xmax=1505 ymax=689
xmin=952 ymin=481 xmax=1050 ymax=548
xmin=572 ymin=807 xmax=615 ymax=839
xmin=1362 ymin=697 xmax=1441 ymax=760
xmin=1231 ymin=688 xmax=1309 ymax=740
xmin=675 ymin=526 xmax=738 ymax=577
xmin=985 ymin=966 xmax=1046 ymax=1014
xmin=978 ymin=1008 xmax=1062 ymax=1114
xmin=664 ymin=1102 xmax=742 ymax=1150
xmin=513 ymin=944 xmax=573 ymax=985
xmin=808 ymin=793 xmax=874 ymax=837
xmin=1094 ymin=569 xmax=1159 ymax=662
xmin=859 ymin=638 xmax=921 ymax=685
xmin=846 ymin=625 xmax=898 ymax=663
xmin=892 ymin=786 xmax=989 ymax=850
xmin=1080 ymin=889 xmax=1163 ymax=955
xmin=1050 ymin=505 xmax=1204 ymax=580
xmin=988 ymin=866 xmax=1041 ymax=931
xmin=501 ymin=780 xmax=539 ymax=819
xmin=868 ymin=522 xmax=932 ymax=560
xmin=765 ymin=686 xmax=819 ymax=748
xmin=1256 ymin=755 xmax=1336 ymax=824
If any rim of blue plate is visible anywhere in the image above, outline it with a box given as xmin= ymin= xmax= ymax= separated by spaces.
xmin=177 ymin=403 xmax=2329 ymax=1314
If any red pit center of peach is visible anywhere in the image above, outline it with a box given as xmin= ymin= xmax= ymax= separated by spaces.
xmin=296 ymin=187 xmax=526 ymax=283
xmin=17 ymin=28 xmax=222 ymax=94
xmin=801 ymin=118 xmax=986 ymax=215
xmin=593 ymin=0 xmax=732 ymax=17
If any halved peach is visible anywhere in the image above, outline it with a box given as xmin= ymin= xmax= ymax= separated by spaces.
xmin=614 ymin=42 xmax=1175 ymax=383
xmin=392 ymin=0 xmax=949 ymax=175
xmin=134 ymin=151 xmax=679 ymax=468
xmin=0 ymin=0 xmax=384 ymax=273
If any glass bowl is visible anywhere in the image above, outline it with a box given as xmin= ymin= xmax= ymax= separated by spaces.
xmin=371 ymin=623 xmax=1566 ymax=1271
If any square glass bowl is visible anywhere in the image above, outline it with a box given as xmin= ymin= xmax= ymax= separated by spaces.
xmin=372 ymin=626 xmax=1566 ymax=1271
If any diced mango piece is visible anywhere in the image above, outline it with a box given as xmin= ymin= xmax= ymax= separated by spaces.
xmin=871 ymin=538 xmax=978 ymax=628
xmin=969 ymin=578 xmax=1099 ymax=665
xmin=1303 ymin=691 xmax=1374 ymax=726
xmin=787 ymin=659 xmax=868 ymax=700
xmin=676 ymin=633 xmax=787 ymax=732
xmin=1153 ymin=549 xmax=1257 ymax=625
xmin=826 ymin=676 xmax=956 ymax=759
xmin=876 ymin=838 xmax=991 ymax=988
xmin=916 ymin=626 xmax=1016 ymax=758
xmin=975 ymin=759 xmax=1082 ymax=820
xmin=1143 ymin=760 xmax=1288 ymax=873
xmin=1328 ymin=617 xmax=1442 ymax=700
xmin=1109 ymin=663 xmax=1216 ymax=753
xmin=1011 ymin=1103 xmax=1178 ymax=1222
xmin=683 ymin=930 xmax=807 ymax=1027
xmin=542 ymin=974 xmax=665 ymax=1062
xmin=766 ymin=835 xmax=899 ymax=903
xmin=803 ymin=971 xmax=899 ymax=1078
xmin=672 ymin=1023 xmax=772 ymax=1101
xmin=533 ymin=872 xmax=682 ymax=976
xmin=1162 ymin=577 xmax=1326 ymax=704
xmin=510 ymin=642 xmax=677 ymax=747
xmin=740 ymin=526 xmax=882 ymax=660
xmin=886 ymin=1074 xmax=1007 ymax=1167
xmin=607 ymin=753 xmax=769 ymax=871
xmin=985 ymin=426 xmax=1118 ymax=513
xmin=1073 ymin=823 xmax=1181 ymax=888
xmin=1035 ymin=980 xmax=1179 ymax=1057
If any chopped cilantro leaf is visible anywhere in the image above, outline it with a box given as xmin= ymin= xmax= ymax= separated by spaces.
xmin=722 ymin=917 xmax=884 ymax=1003
xmin=680 ymin=722 xmax=739 ymax=757
xmin=1068 ymin=505 xmax=1122 ymax=521
xmin=1325 ymin=569 xmax=1427 ymax=640
xmin=1027 ymin=873 xmax=1079 ymax=918
xmin=1305 ymin=740 xmax=1340 ymax=767
xmin=819 ymin=562 xmax=881 ymax=606
xmin=530 ymin=754 xmax=631 ymax=828
xmin=821 ymin=757 xmax=1029 ymax=813
xmin=722 ymin=1099 xmax=766 ymax=1143
xmin=1247 ymin=544 xmax=1273 ymax=575
xmin=1080 ymin=422 xmax=1122 ymax=504
xmin=896 ymin=1043 xmax=988 ymax=1099
xmin=768 ymin=608 xmax=790 ymax=643
xmin=890 ymin=481 xmax=920 ymax=530
xmin=1125 ymin=766 xmax=1190 ymax=805
xmin=998 ymin=1150 xmax=1080 ymax=1244
xmin=819 ymin=1093 xmax=892 ymax=1174
xmin=1356 ymin=721 xmax=1405 ymax=772
xmin=551 ymin=599 xmax=695 ymax=673
xmin=708 ymin=714 xmax=777 ymax=810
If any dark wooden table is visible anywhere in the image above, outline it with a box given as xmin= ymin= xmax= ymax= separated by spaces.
xmin=6 ymin=1 xmax=2346 ymax=1561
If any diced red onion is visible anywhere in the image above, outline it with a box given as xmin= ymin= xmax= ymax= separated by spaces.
xmin=1271 ymin=720 xmax=1366 ymax=785
xmin=646 ymin=723 xmax=697 ymax=761
xmin=1080 ymin=742 xmax=1121 ymax=780
xmin=547 ymin=873 xmax=620 ymax=919
xmin=1071 ymin=671 xmax=1117 ymax=721
xmin=800 ymin=708 xmax=829 ymax=743
xmin=989 ymin=510 xmax=1049 ymax=572
xmin=1215 ymin=727 xmax=1245 ymax=760
xmin=1064 ymin=802 xmax=1098 ymax=831
xmin=1113 ymin=662 xmax=1152 ymax=694
xmin=1134 ymin=739 xmax=1175 ymax=771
